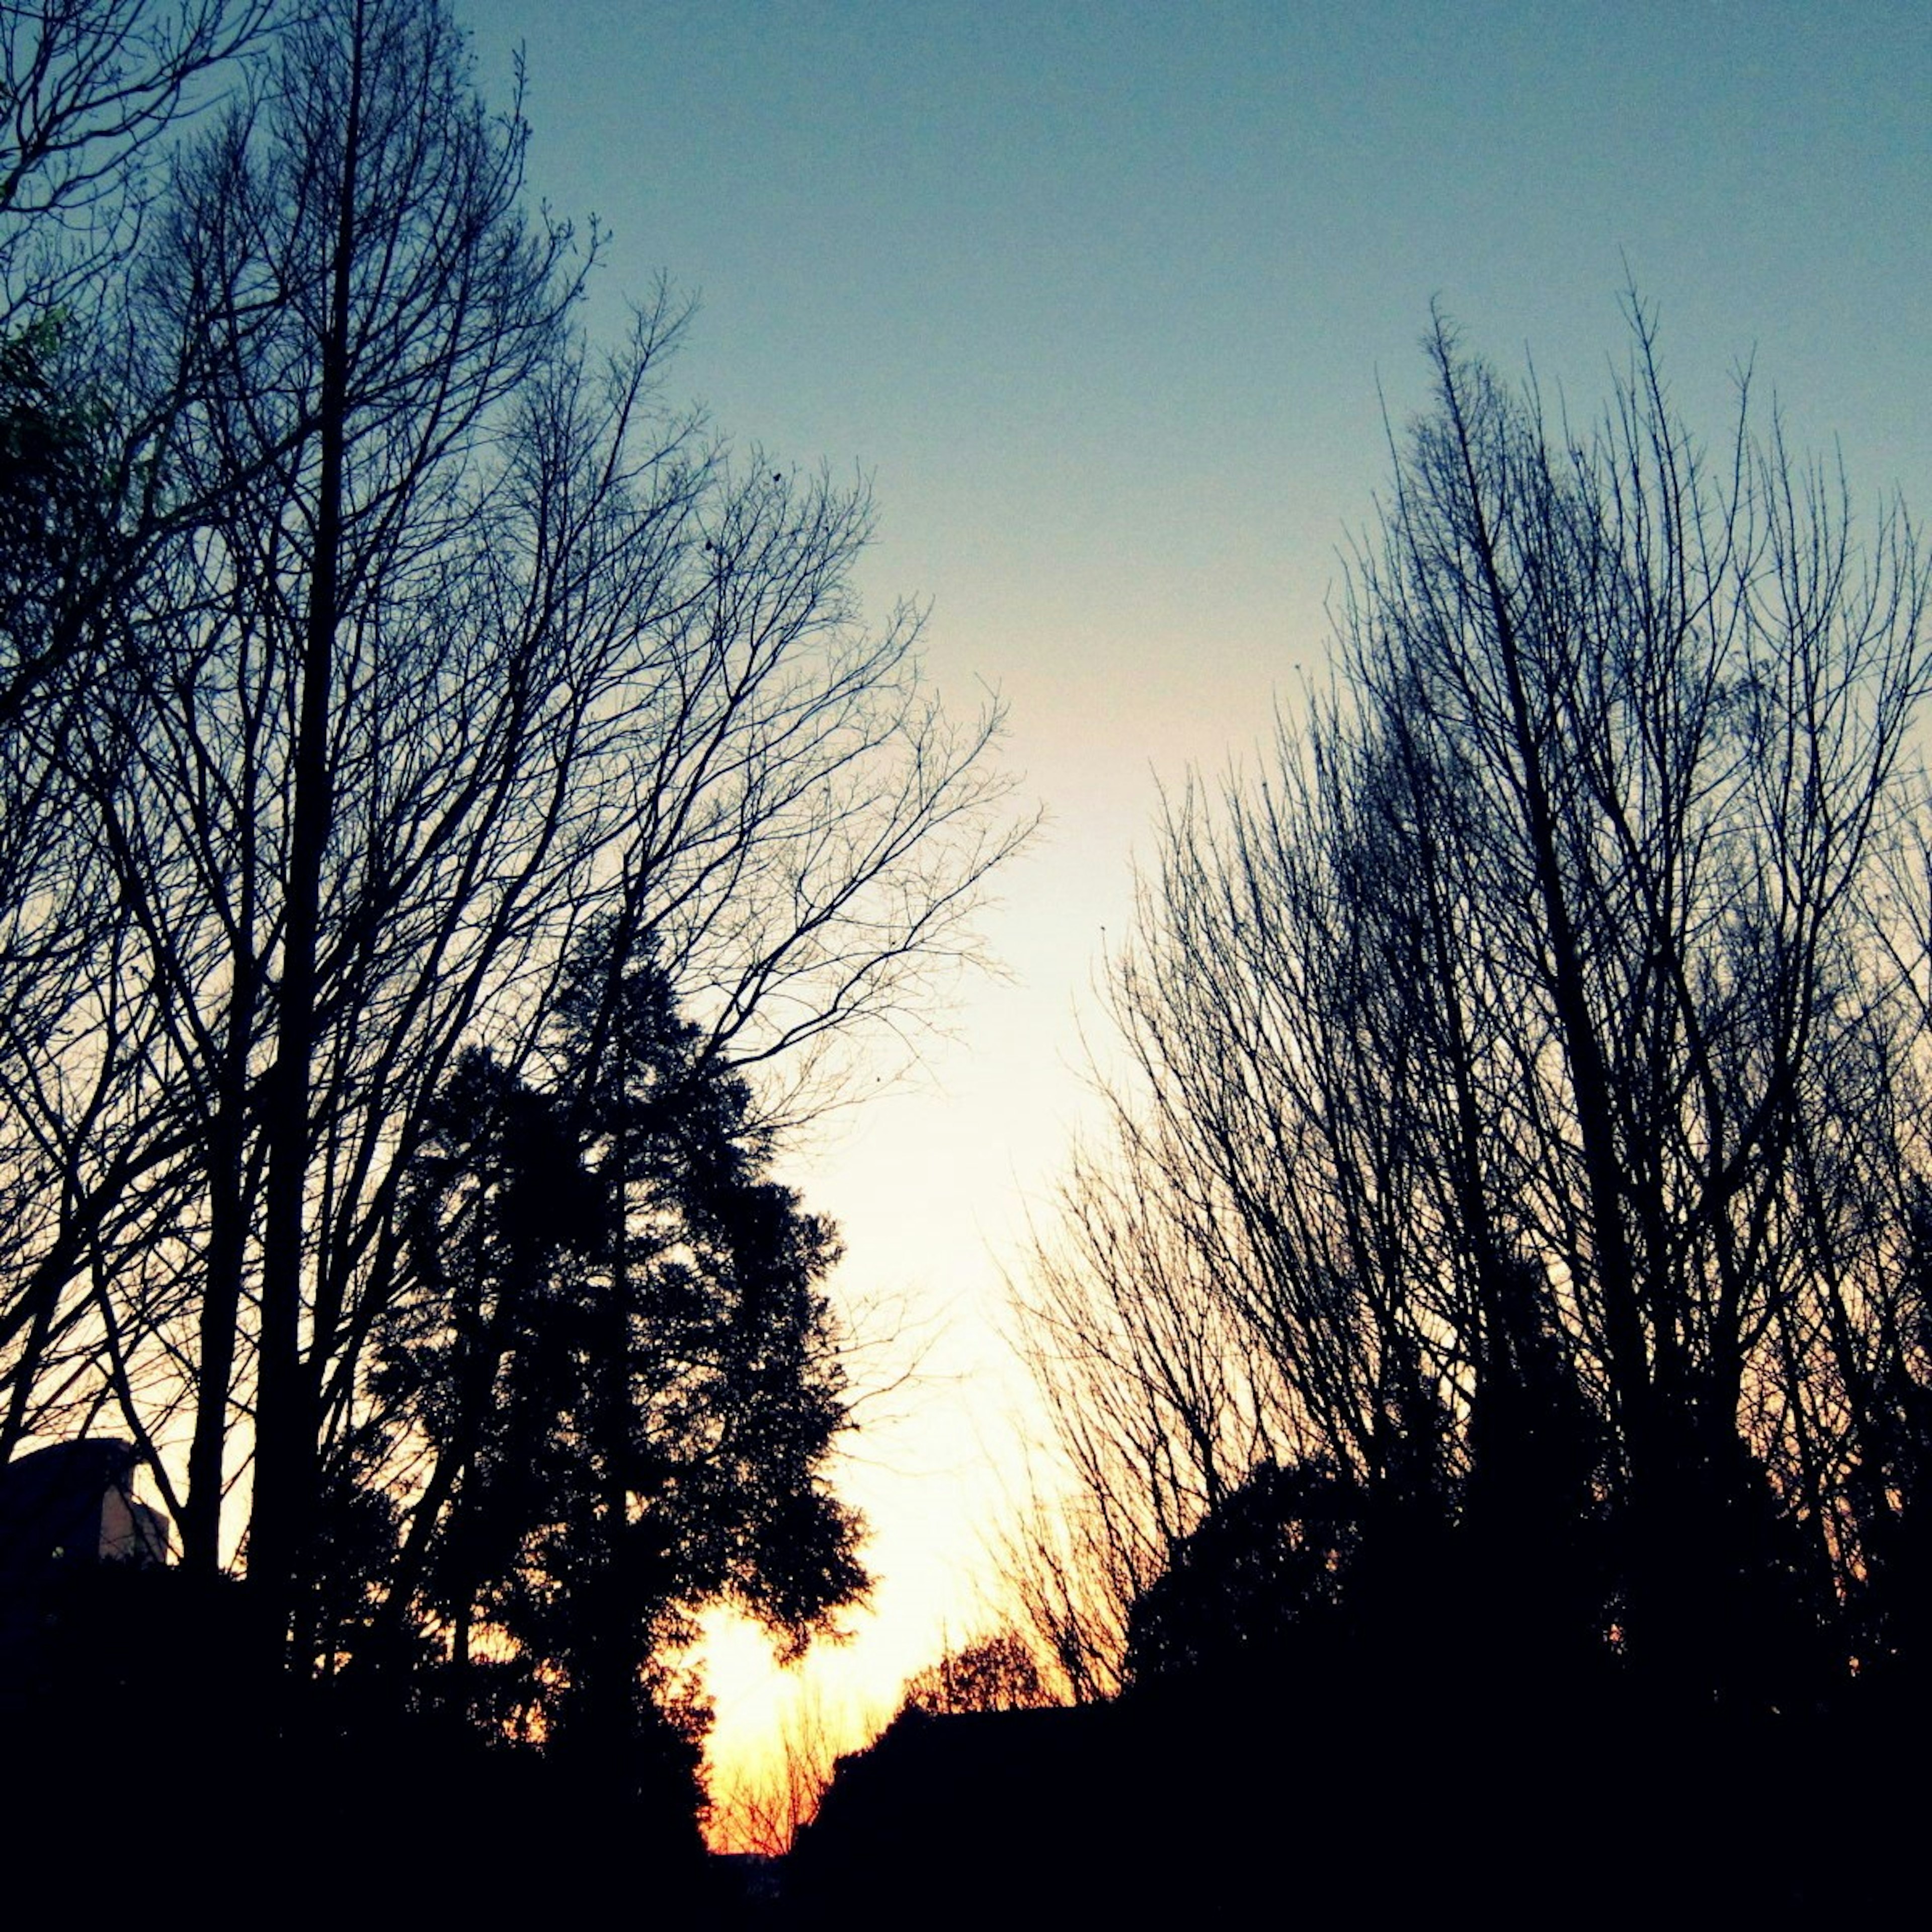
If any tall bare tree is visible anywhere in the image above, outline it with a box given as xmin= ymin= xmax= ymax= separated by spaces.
xmin=0 ymin=0 xmax=1027 ymax=1688
xmin=1 ymin=0 xmax=276 ymax=745
xmin=1012 ymin=302 xmax=1930 ymax=1701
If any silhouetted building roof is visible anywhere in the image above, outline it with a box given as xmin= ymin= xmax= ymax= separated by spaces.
xmin=0 ymin=1439 xmax=169 ymax=1586
xmin=1 ymin=1438 xmax=172 ymax=1709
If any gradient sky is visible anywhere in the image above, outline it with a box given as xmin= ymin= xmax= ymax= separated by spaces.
xmin=454 ymin=0 xmax=1931 ymax=1812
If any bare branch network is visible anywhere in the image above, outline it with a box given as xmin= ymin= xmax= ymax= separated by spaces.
xmin=1006 ymin=296 xmax=1932 ymax=1711
xmin=0 ymin=0 xmax=1030 ymax=1784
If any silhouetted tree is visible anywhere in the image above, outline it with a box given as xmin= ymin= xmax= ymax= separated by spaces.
xmin=0 ymin=0 xmax=1024 ymax=1706
xmin=706 ymin=1678 xmax=851 ymax=1858
xmin=2 ymin=1 xmax=272 ymax=324
xmin=1012 ymin=299 xmax=1930 ymax=1711
xmin=1456 ymin=1258 xmax=1614 ymax=1679
xmin=1840 ymin=1187 xmax=1932 ymax=1690
xmin=0 ymin=2 xmax=274 ymax=750
xmin=898 ymin=1629 xmax=1054 ymax=1716
xmin=364 ymin=924 xmax=865 ymax=1808
xmin=0 ymin=8 xmax=276 ymax=1473
xmin=1121 ymin=1459 xmax=1361 ymax=1690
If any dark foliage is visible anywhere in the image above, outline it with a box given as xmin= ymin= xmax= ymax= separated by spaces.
xmin=897 ymin=1629 xmax=1053 ymax=1717
xmin=1122 ymin=1459 xmax=1360 ymax=1689
xmin=358 ymin=923 xmax=864 ymax=1809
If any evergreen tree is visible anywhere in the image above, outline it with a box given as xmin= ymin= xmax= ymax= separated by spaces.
xmin=370 ymin=922 xmax=865 ymax=1804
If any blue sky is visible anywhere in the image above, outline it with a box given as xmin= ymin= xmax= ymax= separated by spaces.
xmin=455 ymin=0 xmax=1931 ymax=1809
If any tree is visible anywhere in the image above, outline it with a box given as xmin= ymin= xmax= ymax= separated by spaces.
xmin=1119 ymin=1458 xmax=1361 ymax=1691
xmin=706 ymin=1678 xmax=854 ymax=1858
xmin=364 ymin=923 xmax=865 ymax=1797
xmin=998 ymin=1112 xmax=1303 ymax=1700
xmin=1 ymin=9 xmax=278 ymax=1444
xmin=0 ymin=0 xmax=1025 ymax=1706
xmin=1012 ymin=300 xmax=1930 ymax=1709
xmin=2 ymin=0 xmax=272 ymax=324
xmin=897 ymin=1629 xmax=1054 ymax=1717
xmin=1 ymin=1 xmax=276 ymax=743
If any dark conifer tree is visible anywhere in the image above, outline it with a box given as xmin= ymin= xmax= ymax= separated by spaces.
xmin=367 ymin=921 xmax=865 ymax=1817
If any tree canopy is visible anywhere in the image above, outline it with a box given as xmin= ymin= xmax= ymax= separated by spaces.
xmin=362 ymin=923 xmax=865 ymax=1799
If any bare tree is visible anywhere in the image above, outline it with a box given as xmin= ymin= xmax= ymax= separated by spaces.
xmin=0 ymin=0 xmax=1028 ymax=1689
xmin=0 ymin=1 xmax=282 ymax=740
xmin=2 ymin=0 xmax=273 ymax=321
xmin=1001 ymin=1107 xmax=1303 ymax=1694
xmin=1012 ymin=300 xmax=1930 ymax=1702
xmin=706 ymin=1678 xmax=864 ymax=1858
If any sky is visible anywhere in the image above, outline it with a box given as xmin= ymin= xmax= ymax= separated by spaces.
xmin=452 ymin=0 xmax=1931 ymax=1820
